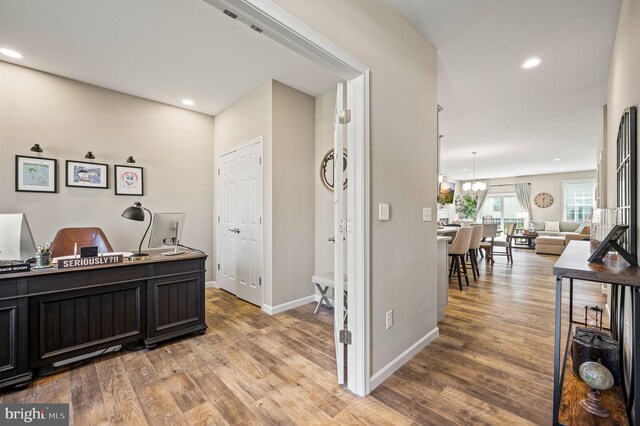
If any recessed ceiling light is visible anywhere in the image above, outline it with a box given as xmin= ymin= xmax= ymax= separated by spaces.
xmin=462 ymin=169 xmax=468 ymax=171
xmin=0 ymin=48 xmax=23 ymax=59
xmin=522 ymin=57 xmax=541 ymax=69
xmin=182 ymin=99 xmax=194 ymax=106
xmin=553 ymin=158 xmax=561 ymax=161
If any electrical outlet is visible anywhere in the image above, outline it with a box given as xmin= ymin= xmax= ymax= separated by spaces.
xmin=386 ymin=310 xmax=393 ymax=330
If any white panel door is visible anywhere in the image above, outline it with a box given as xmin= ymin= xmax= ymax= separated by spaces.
xmin=216 ymin=139 xmax=263 ymax=307
xmin=217 ymin=152 xmax=239 ymax=294
xmin=235 ymin=142 xmax=263 ymax=306
xmin=334 ymin=83 xmax=346 ymax=384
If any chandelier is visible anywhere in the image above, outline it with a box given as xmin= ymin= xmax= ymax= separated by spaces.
xmin=462 ymin=151 xmax=486 ymax=192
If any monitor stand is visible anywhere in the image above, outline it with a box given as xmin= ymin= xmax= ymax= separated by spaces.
xmin=160 ymin=238 xmax=184 ymax=256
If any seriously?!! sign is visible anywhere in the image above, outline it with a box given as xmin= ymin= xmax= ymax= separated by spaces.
xmin=58 ymin=255 xmax=123 ymax=270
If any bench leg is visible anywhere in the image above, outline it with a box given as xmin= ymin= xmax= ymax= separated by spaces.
xmin=314 ymin=283 xmax=332 ymax=313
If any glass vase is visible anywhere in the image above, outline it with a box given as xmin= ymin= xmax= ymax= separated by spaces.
xmin=590 ymin=208 xmax=618 ymax=253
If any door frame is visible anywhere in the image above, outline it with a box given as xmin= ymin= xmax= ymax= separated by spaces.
xmin=203 ymin=0 xmax=371 ymax=396
xmin=215 ymin=137 xmax=264 ymax=306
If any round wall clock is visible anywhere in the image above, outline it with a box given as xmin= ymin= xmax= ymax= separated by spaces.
xmin=320 ymin=148 xmax=348 ymax=191
xmin=534 ymin=192 xmax=554 ymax=208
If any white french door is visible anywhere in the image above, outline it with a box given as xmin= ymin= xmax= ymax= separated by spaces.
xmin=216 ymin=138 xmax=263 ymax=307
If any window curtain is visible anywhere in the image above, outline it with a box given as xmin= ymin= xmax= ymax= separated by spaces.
xmin=515 ymin=183 xmax=532 ymax=221
xmin=474 ymin=189 xmax=489 ymax=222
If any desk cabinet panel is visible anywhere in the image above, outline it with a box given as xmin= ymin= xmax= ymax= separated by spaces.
xmin=29 ymin=282 xmax=145 ymax=367
xmin=0 ymin=298 xmax=29 ymax=386
xmin=146 ymin=272 xmax=206 ymax=346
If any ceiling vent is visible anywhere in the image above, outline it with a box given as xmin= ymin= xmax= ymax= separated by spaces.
xmin=223 ymin=9 xmax=238 ymax=19
xmin=250 ymin=24 xmax=263 ymax=33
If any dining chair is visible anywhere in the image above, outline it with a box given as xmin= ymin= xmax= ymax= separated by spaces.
xmin=448 ymin=227 xmax=472 ymax=290
xmin=492 ymin=222 xmax=516 ymax=264
xmin=468 ymin=225 xmax=484 ymax=281
xmin=479 ymin=223 xmax=498 ymax=264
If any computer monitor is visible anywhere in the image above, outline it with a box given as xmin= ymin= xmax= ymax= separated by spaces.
xmin=0 ymin=214 xmax=37 ymax=262
xmin=148 ymin=213 xmax=186 ymax=256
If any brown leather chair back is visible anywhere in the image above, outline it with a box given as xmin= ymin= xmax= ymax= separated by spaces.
xmin=50 ymin=227 xmax=114 ymax=258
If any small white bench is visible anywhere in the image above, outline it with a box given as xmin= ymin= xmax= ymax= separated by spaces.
xmin=312 ymin=272 xmax=347 ymax=314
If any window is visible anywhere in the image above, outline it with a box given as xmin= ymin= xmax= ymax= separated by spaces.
xmin=563 ymin=179 xmax=595 ymax=221
xmin=479 ymin=193 xmax=526 ymax=231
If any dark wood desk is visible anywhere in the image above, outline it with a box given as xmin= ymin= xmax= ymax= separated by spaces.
xmin=552 ymin=241 xmax=638 ymax=425
xmin=0 ymin=251 xmax=207 ymax=390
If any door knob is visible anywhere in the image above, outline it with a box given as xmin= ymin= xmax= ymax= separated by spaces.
xmin=328 ymin=236 xmax=335 ymax=242
xmin=228 ymin=228 xmax=240 ymax=233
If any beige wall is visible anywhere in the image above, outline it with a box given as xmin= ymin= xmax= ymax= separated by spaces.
xmin=483 ymin=170 xmax=596 ymax=221
xmin=271 ymin=81 xmax=315 ymax=305
xmin=0 ymin=61 xmax=215 ymax=279
xmin=212 ymin=80 xmax=315 ymax=308
xmin=606 ymin=2 xmax=640 ymax=421
xmin=272 ymin=0 xmax=439 ymax=375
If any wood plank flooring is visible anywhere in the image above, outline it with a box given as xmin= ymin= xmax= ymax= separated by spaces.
xmin=0 ymin=248 xmax=612 ymax=425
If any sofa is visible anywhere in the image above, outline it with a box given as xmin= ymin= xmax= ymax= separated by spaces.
xmin=533 ymin=221 xmax=590 ymax=255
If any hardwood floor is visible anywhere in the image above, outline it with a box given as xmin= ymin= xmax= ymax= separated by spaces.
xmin=0 ymin=248 xmax=610 ymax=425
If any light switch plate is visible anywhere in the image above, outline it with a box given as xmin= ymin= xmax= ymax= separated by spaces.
xmin=379 ymin=203 xmax=390 ymax=221
xmin=422 ymin=207 xmax=432 ymax=222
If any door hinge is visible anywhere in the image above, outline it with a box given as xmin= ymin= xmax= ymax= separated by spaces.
xmin=217 ymin=263 xmax=220 ymax=271
xmin=339 ymin=329 xmax=352 ymax=345
xmin=217 ymin=216 xmax=220 ymax=223
xmin=259 ymin=217 xmax=262 ymax=225
xmin=218 ymin=169 xmax=220 ymax=175
xmin=259 ymin=157 xmax=262 ymax=165
xmin=339 ymin=109 xmax=351 ymax=124
xmin=338 ymin=219 xmax=347 ymax=234
xmin=259 ymin=277 xmax=262 ymax=286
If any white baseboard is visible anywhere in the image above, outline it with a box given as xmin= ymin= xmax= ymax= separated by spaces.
xmin=262 ymin=294 xmax=316 ymax=315
xmin=205 ymin=281 xmax=217 ymax=289
xmin=370 ymin=327 xmax=440 ymax=390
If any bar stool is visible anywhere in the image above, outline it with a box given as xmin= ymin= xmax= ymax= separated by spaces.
xmin=479 ymin=223 xmax=498 ymax=264
xmin=448 ymin=227 xmax=472 ymax=290
xmin=468 ymin=224 xmax=484 ymax=281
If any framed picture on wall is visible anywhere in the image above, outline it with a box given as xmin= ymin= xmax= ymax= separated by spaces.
xmin=66 ymin=160 xmax=109 ymax=189
xmin=15 ymin=155 xmax=58 ymax=193
xmin=114 ymin=164 xmax=143 ymax=196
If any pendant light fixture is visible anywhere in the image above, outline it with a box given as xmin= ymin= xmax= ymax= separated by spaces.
xmin=462 ymin=152 xmax=487 ymax=192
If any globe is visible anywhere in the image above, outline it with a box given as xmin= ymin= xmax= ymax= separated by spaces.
xmin=579 ymin=361 xmax=614 ymax=390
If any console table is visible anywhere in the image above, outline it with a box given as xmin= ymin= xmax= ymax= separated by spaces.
xmin=553 ymin=241 xmax=638 ymax=425
xmin=0 ymin=251 xmax=207 ymax=390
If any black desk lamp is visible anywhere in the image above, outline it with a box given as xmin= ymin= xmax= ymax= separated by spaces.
xmin=121 ymin=202 xmax=152 ymax=257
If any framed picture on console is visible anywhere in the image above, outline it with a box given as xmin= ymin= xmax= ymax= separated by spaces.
xmin=114 ymin=164 xmax=144 ymax=196
xmin=15 ymin=155 xmax=58 ymax=193
xmin=66 ymin=160 xmax=108 ymax=189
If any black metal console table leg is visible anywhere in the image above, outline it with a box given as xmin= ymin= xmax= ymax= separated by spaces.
xmin=553 ymin=276 xmax=563 ymax=426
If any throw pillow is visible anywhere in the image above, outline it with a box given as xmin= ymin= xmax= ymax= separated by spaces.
xmin=545 ymin=221 xmax=560 ymax=233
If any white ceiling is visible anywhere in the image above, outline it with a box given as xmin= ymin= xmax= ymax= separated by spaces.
xmin=392 ymin=0 xmax=621 ymax=180
xmin=0 ymin=0 xmax=341 ymax=116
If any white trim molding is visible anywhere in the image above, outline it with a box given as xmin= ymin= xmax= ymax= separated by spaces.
xmin=205 ymin=281 xmax=218 ymax=289
xmin=202 ymin=0 xmax=366 ymax=80
xmin=262 ymin=294 xmax=315 ymax=315
xmin=369 ymin=328 xmax=440 ymax=391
